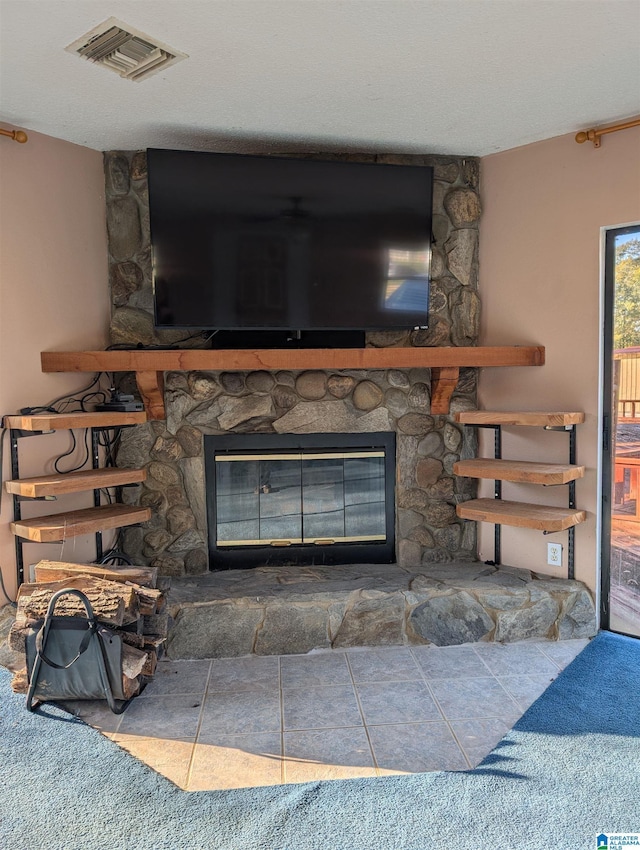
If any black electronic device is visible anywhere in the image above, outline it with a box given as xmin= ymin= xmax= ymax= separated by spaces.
xmin=95 ymin=393 xmax=144 ymax=413
xmin=147 ymin=149 xmax=433 ymax=347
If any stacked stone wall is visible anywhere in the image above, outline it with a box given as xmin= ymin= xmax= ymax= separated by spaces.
xmin=104 ymin=151 xmax=482 ymax=575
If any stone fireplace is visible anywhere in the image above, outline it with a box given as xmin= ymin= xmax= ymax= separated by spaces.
xmin=105 ymin=149 xmax=482 ymax=576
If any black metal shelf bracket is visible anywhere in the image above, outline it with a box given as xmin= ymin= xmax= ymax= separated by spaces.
xmin=9 ymin=423 xmax=135 ymax=587
xmin=461 ymin=420 xmax=579 ymax=579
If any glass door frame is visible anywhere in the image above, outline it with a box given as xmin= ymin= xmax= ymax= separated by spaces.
xmin=600 ymin=222 xmax=640 ymax=635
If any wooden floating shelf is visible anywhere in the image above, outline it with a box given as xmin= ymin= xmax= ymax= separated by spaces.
xmin=456 ymin=498 xmax=586 ymax=532
xmin=5 ymin=467 xmax=146 ymax=499
xmin=4 ymin=411 xmax=147 ymax=431
xmin=40 ymin=346 xmax=545 ymax=419
xmin=455 ymin=410 xmax=584 ymax=427
xmin=454 ymin=458 xmax=585 ymax=486
xmin=10 ymin=505 xmax=151 ymax=543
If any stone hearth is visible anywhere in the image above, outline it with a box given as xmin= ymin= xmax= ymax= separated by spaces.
xmin=165 ymin=562 xmax=597 ymax=659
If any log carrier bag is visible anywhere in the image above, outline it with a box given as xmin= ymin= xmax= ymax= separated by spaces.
xmin=25 ymin=587 xmax=132 ymax=714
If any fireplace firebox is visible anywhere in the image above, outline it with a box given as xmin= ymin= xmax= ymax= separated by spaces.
xmin=204 ymin=432 xmax=396 ymax=569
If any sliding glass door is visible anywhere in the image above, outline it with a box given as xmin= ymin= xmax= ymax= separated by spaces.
xmin=602 ymin=224 xmax=640 ymax=637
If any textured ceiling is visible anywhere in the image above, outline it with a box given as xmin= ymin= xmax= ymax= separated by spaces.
xmin=1 ymin=0 xmax=639 ymax=156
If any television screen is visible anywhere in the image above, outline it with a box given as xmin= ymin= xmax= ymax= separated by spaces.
xmin=147 ymin=149 xmax=433 ymax=334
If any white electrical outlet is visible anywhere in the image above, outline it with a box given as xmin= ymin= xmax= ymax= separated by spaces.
xmin=547 ymin=542 xmax=563 ymax=567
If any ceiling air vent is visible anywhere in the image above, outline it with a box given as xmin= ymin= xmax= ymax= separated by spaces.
xmin=66 ymin=17 xmax=187 ymax=82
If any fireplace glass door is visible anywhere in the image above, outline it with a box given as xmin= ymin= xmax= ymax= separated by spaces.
xmin=205 ymin=431 xmax=395 ymax=568
xmin=215 ymin=451 xmax=386 ymax=547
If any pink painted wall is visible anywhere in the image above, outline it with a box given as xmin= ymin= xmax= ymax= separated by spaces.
xmin=478 ymin=126 xmax=640 ymax=594
xmin=0 ymin=127 xmax=110 ymax=601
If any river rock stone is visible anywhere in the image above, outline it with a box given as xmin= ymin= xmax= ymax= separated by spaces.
xmin=110 ymin=261 xmax=143 ymax=306
xmin=167 ymin=505 xmax=196 ymax=535
xmin=398 ymin=539 xmax=423 ymax=567
xmin=168 ymin=529 xmax=206 ymax=552
xmin=296 ymin=371 xmax=327 ymax=400
xmin=410 ymin=591 xmax=493 ymax=645
xmin=220 ymin=372 xmax=245 ymax=394
xmin=434 ymin=160 xmax=460 ymax=183
xmin=408 ymin=526 xmax=435 ymax=547
xmin=218 ymin=395 xmax=275 ymax=430
xmin=130 ymin=151 xmax=147 ymax=181
xmin=397 ymin=488 xmax=429 ymax=511
xmin=398 ymin=508 xmax=423 ymax=537
xmin=366 ymin=330 xmax=411 ymax=348
xmin=184 ymin=548 xmax=208 ymax=575
xmin=418 ymin=431 xmax=444 ymax=458
xmin=272 ymin=385 xmax=299 ymax=410
xmin=397 ymin=413 xmax=434 ymax=436
xmin=147 ymin=462 xmax=181 ymax=489
xmin=255 ymin=604 xmax=330 ymax=654
xmin=150 ymin=435 xmax=183 ymax=464
xmin=150 ymin=554 xmax=184 ymax=577
xmin=107 ymin=196 xmax=142 ymax=260
xmin=444 ymin=423 xmax=463 ymax=452
xmin=408 ymin=383 xmax=430 ymax=412
xmin=425 ymin=478 xmax=455 ymax=501
xmin=110 ymin=306 xmax=154 ymax=345
xmin=494 ymin=596 xmax=560 ymax=642
xmin=434 ymin=523 xmax=462 ymax=550
xmin=557 ymin=589 xmax=597 ymax=638
xmin=168 ymin=603 xmax=264 ymax=659
xmin=143 ymin=528 xmax=172 ymax=557
xmin=352 ymin=380 xmax=383 ymax=411
xmin=432 ymin=213 xmax=450 ymax=245
xmin=445 ymin=229 xmax=478 ymax=288
xmin=179 ymin=457 xmax=206 ymax=532
xmin=421 ymin=501 xmax=457 ymax=528
xmin=166 ymin=391 xmax=201 ymax=434
xmin=275 ymin=371 xmax=295 ymax=387
xmin=184 ymin=400 xmax=222 ymax=433
xmin=140 ymin=489 xmax=166 ymax=513
xmin=117 ymin=423 xmax=156 ymax=468
xmin=384 ymin=388 xmax=409 ymax=418
xmin=327 ymin=374 xmax=356 ymax=399
xmin=444 ymin=187 xmax=481 ymax=227
xmin=105 ymin=153 xmax=130 ymax=195
xmin=387 ymin=370 xmax=410 ymax=389
xmin=333 ymin=592 xmax=405 ymax=647
xmin=176 ymin=424 xmax=202 ymax=457
xmin=274 ymin=401 xmax=355 ymax=433
xmin=354 ymin=408 xmax=393 ymax=432
xmin=396 ymin=436 xmax=419 ymax=490
xmin=416 ymin=457 xmax=443 ymax=488
xmin=411 ymin=318 xmax=451 ymax=347
xmin=188 ymin=372 xmax=220 ymax=400
xmin=451 ymin=287 xmax=481 ymax=345
xmin=246 ymin=371 xmax=275 ymax=393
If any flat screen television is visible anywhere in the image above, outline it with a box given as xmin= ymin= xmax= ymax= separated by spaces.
xmin=147 ymin=149 xmax=433 ymax=346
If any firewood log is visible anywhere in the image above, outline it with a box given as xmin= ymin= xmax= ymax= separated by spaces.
xmin=121 ymin=674 xmax=141 ymax=700
xmin=11 ymin=667 xmax=28 ymax=694
xmin=16 ymin=577 xmax=138 ymax=627
xmin=120 ymin=643 xmax=149 ymax=679
xmin=34 ymin=560 xmax=158 ymax=588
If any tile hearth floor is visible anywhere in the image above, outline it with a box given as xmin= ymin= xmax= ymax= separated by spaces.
xmin=66 ymin=638 xmax=588 ymax=791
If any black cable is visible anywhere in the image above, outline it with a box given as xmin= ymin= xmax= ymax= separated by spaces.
xmin=0 ymin=566 xmax=16 ymax=606
xmin=106 ymin=329 xmax=218 ymax=351
xmin=53 ymin=428 xmax=90 ymax=474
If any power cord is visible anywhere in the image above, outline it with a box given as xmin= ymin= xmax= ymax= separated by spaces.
xmin=0 ymin=566 xmax=16 ymax=606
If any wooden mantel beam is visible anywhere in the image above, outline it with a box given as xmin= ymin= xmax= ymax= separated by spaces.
xmin=41 ymin=346 xmax=545 ymax=420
